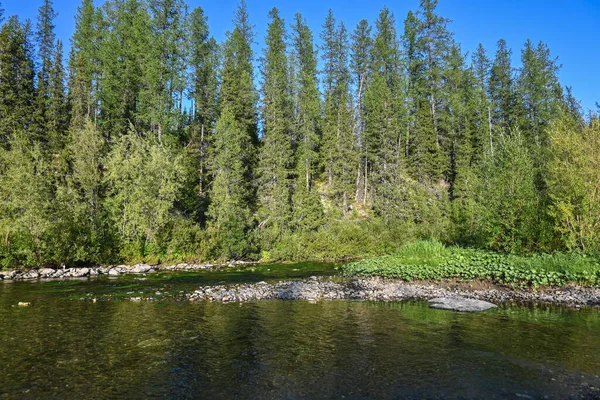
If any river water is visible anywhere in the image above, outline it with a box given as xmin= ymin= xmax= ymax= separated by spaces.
xmin=1 ymin=262 xmax=600 ymax=399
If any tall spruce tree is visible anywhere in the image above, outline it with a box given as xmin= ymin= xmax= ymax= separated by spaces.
xmin=98 ymin=0 xmax=151 ymax=137
xmin=257 ymin=8 xmax=293 ymax=243
xmin=471 ymin=43 xmax=493 ymax=156
xmin=0 ymin=16 xmax=35 ymax=146
xmin=206 ymin=108 xmax=253 ymax=259
xmin=47 ymin=40 xmax=68 ymax=152
xmin=68 ymin=0 xmax=101 ymax=127
xmin=140 ymin=0 xmax=188 ymax=138
xmin=188 ymin=6 xmax=219 ymax=205
xmin=516 ymin=39 xmax=562 ymax=147
xmin=320 ymin=10 xmax=356 ymax=214
xmin=350 ymin=18 xmax=372 ymax=204
xmin=488 ymin=39 xmax=515 ymax=131
xmin=33 ymin=0 xmax=58 ymax=143
xmin=364 ymin=7 xmax=408 ymax=219
xmin=290 ymin=13 xmax=324 ymax=231
xmin=408 ymin=0 xmax=454 ymax=181
xmin=220 ymin=0 xmax=258 ymax=146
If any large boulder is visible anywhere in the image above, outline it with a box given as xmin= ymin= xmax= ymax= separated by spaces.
xmin=429 ymin=297 xmax=497 ymax=312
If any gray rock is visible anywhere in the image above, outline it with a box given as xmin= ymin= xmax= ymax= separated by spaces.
xmin=39 ymin=268 xmax=55 ymax=278
xmin=108 ymin=268 xmax=121 ymax=276
xmin=71 ymin=268 xmax=90 ymax=277
xmin=429 ymin=297 xmax=497 ymax=312
xmin=132 ymin=264 xmax=153 ymax=274
xmin=52 ymin=269 xmax=65 ymax=278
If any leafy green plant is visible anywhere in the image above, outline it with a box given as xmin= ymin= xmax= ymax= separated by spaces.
xmin=342 ymin=241 xmax=600 ymax=288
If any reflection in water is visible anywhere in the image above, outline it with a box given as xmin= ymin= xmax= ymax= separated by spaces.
xmin=1 ymin=271 xmax=600 ymax=399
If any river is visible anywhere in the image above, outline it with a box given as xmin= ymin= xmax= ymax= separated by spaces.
xmin=1 ymin=262 xmax=599 ymax=399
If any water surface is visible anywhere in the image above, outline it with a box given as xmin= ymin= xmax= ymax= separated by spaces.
xmin=1 ymin=263 xmax=599 ymax=399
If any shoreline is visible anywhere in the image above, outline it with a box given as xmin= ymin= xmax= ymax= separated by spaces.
xmin=0 ymin=260 xmax=257 ymax=281
xmin=187 ymin=277 xmax=600 ymax=308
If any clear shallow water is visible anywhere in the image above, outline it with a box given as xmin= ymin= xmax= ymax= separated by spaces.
xmin=1 ymin=263 xmax=600 ymax=399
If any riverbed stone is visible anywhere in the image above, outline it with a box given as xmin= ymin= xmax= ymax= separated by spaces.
xmin=72 ymin=268 xmax=90 ymax=277
xmin=39 ymin=268 xmax=55 ymax=278
xmin=429 ymin=297 xmax=497 ymax=312
xmin=132 ymin=264 xmax=153 ymax=274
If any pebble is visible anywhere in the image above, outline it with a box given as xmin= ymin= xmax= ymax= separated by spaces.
xmin=186 ymin=277 xmax=600 ymax=308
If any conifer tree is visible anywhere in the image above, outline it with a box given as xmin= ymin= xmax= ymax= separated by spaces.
xmin=219 ymin=0 xmax=258 ymax=208
xmin=206 ymin=108 xmax=253 ymax=259
xmin=320 ymin=10 xmax=356 ymax=214
xmin=471 ymin=43 xmax=493 ymax=155
xmin=220 ymin=0 xmax=258 ymax=146
xmin=365 ymin=7 xmax=409 ymax=219
xmin=516 ymin=39 xmax=562 ymax=147
xmin=488 ymin=39 xmax=515 ymax=131
xmin=350 ymin=19 xmax=372 ymax=204
xmin=257 ymin=8 xmax=293 ymax=243
xmin=68 ymin=0 xmax=101 ymax=128
xmin=36 ymin=0 xmax=57 ymax=96
xmin=0 ymin=16 xmax=35 ymax=146
xmin=140 ymin=0 xmax=188 ymax=137
xmin=188 ymin=6 xmax=219 ymax=206
xmin=290 ymin=13 xmax=324 ymax=231
xmin=47 ymin=40 xmax=68 ymax=152
xmin=98 ymin=0 xmax=151 ymax=137
xmin=406 ymin=0 xmax=454 ymax=181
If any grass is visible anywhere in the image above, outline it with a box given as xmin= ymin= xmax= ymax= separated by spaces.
xmin=341 ymin=240 xmax=600 ymax=289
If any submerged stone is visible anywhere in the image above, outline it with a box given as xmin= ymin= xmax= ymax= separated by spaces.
xmin=429 ymin=297 xmax=497 ymax=312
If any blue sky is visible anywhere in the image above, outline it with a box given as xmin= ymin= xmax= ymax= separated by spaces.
xmin=3 ymin=0 xmax=599 ymax=111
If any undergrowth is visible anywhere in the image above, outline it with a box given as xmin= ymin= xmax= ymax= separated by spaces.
xmin=342 ymin=240 xmax=600 ymax=289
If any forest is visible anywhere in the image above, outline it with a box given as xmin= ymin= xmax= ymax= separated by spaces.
xmin=0 ymin=0 xmax=598 ymax=268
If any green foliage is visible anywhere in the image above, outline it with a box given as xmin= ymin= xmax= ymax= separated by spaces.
xmin=267 ymin=218 xmax=416 ymax=262
xmin=547 ymin=115 xmax=600 ymax=252
xmin=0 ymin=1 xmax=596 ymax=269
xmin=105 ymin=126 xmax=186 ymax=256
xmin=474 ymin=131 xmax=546 ymax=252
xmin=343 ymin=241 xmax=600 ymax=289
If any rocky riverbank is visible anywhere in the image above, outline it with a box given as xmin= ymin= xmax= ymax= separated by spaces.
xmin=187 ymin=276 xmax=600 ymax=308
xmin=0 ymin=260 xmax=255 ymax=281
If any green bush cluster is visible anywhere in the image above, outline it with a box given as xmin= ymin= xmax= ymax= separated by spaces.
xmin=342 ymin=241 xmax=600 ymax=288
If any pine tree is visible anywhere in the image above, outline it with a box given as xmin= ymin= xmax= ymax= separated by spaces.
xmin=47 ymin=40 xmax=68 ymax=153
xmin=405 ymin=0 xmax=454 ymax=181
xmin=206 ymin=108 xmax=253 ymax=259
xmin=290 ymin=13 xmax=324 ymax=231
xmin=220 ymin=0 xmax=258 ymax=146
xmin=187 ymin=6 xmax=219 ymax=210
xmin=320 ymin=10 xmax=356 ymax=214
xmin=68 ymin=0 xmax=102 ymax=128
xmin=219 ymin=0 xmax=258 ymax=207
xmin=36 ymin=0 xmax=57 ymax=96
xmin=350 ymin=18 xmax=372 ymax=205
xmin=98 ymin=0 xmax=151 ymax=137
xmin=516 ymin=39 xmax=562 ymax=147
xmin=365 ymin=7 xmax=409 ymax=220
xmin=488 ymin=39 xmax=515 ymax=131
xmin=33 ymin=0 xmax=58 ymax=144
xmin=0 ymin=16 xmax=35 ymax=146
xmin=257 ymin=8 xmax=293 ymax=243
xmin=140 ymin=0 xmax=188 ymax=138
xmin=471 ymin=43 xmax=493 ymax=156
